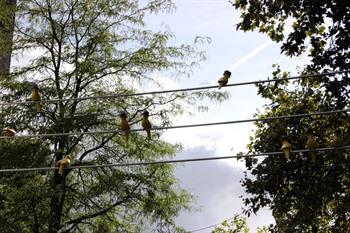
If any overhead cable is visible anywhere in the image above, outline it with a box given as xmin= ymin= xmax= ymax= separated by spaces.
xmin=0 ymin=145 xmax=349 ymax=173
xmin=187 ymin=217 xmax=234 ymax=233
xmin=1 ymin=108 xmax=349 ymax=139
xmin=1 ymin=70 xmax=349 ymax=106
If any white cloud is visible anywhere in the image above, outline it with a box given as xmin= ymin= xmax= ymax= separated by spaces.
xmin=175 ymin=146 xmax=274 ymax=232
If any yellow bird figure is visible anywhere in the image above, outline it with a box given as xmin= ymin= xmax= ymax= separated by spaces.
xmin=217 ymin=70 xmax=231 ymax=89
xmin=1 ymin=128 xmax=16 ymax=141
xmin=281 ymin=137 xmax=292 ymax=161
xmin=31 ymin=83 xmax=43 ymax=113
xmin=305 ymin=129 xmax=319 ymax=164
xmin=141 ymin=110 xmax=152 ymax=139
xmin=331 ymin=129 xmax=344 ymax=158
xmin=119 ymin=112 xmax=130 ymax=142
xmin=56 ymin=155 xmax=72 ymax=176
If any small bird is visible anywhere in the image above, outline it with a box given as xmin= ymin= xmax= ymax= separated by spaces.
xmin=217 ymin=70 xmax=231 ymax=89
xmin=305 ymin=129 xmax=319 ymax=164
xmin=56 ymin=155 xmax=72 ymax=176
xmin=119 ymin=112 xmax=130 ymax=142
xmin=141 ymin=110 xmax=152 ymax=139
xmin=331 ymin=129 xmax=344 ymax=147
xmin=331 ymin=129 xmax=344 ymax=158
xmin=31 ymin=83 xmax=43 ymax=113
xmin=281 ymin=137 xmax=292 ymax=161
xmin=1 ymin=128 xmax=16 ymax=141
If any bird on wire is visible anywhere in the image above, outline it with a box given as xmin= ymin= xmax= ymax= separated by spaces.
xmin=217 ymin=70 xmax=231 ymax=89
xmin=331 ymin=128 xmax=344 ymax=159
xmin=141 ymin=110 xmax=152 ymax=139
xmin=31 ymin=83 xmax=43 ymax=113
xmin=281 ymin=137 xmax=292 ymax=161
xmin=56 ymin=155 xmax=72 ymax=176
xmin=305 ymin=129 xmax=319 ymax=164
xmin=119 ymin=112 xmax=130 ymax=142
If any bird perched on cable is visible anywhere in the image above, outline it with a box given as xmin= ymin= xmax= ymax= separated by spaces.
xmin=1 ymin=128 xmax=16 ymax=141
xmin=56 ymin=155 xmax=72 ymax=176
xmin=331 ymin=128 xmax=344 ymax=158
xmin=119 ymin=112 xmax=130 ymax=142
xmin=281 ymin=137 xmax=292 ymax=161
xmin=217 ymin=70 xmax=231 ymax=89
xmin=305 ymin=129 xmax=319 ymax=164
xmin=141 ymin=110 xmax=152 ymax=139
xmin=31 ymin=83 xmax=43 ymax=113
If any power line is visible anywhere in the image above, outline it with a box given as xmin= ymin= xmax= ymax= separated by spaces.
xmin=0 ymin=145 xmax=349 ymax=173
xmin=187 ymin=223 xmax=218 ymax=233
xmin=1 ymin=70 xmax=349 ymax=106
xmin=1 ymin=108 xmax=348 ymax=139
xmin=187 ymin=218 xmax=234 ymax=233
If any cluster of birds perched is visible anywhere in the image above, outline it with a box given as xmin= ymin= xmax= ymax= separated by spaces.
xmin=281 ymin=129 xmax=345 ymax=164
xmin=0 ymin=71 xmax=346 ymax=173
xmin=52 ymin=114 xmax=150 ymax=176
xmin=2 ymin=70 xmax=232 ymax=136
xmin=119 ymin=69 xmax=233 ymax=141
xmin=119 ymin=110 xmax=152 ymax=142
xmin=217 ymin=69 xmax=345 ymax=165
xmin=1 ymin=126 xmax=72 ymax=175
xmin=1 ymin=83 xmax=156 ymax=175
xmin=0 ymin=70 xmax=233 ymax=175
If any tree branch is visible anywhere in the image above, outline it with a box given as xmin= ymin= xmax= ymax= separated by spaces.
xmin=78 ymin=133 xmax=117 ymax=161
xmin=62 ymin=180 xmax=143 ymax=232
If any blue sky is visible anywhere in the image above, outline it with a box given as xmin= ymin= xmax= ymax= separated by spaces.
xmin=145 ymin=0 xmax=309 ymax=232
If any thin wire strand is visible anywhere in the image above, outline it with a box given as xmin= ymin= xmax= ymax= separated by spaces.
xmin=2 ymin=108 xmax=349 ymax=138
xmin=187 ymin=217 xmax=234 ymax=233
xmin=187 ymin=223 xmax=218 ymax=233
xmin=0 ymin=145 xmax=349 ymax=173
xmin=2 ymin=70 xmax=349 ymax=105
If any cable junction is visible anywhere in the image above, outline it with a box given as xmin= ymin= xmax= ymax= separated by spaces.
xmin=0 ymin=145 xmax=349 ymax=173
xmin=1 ymin=108 xmax=348 ymax=139
xmin=1 ymin=70 xmax=349 ymax=106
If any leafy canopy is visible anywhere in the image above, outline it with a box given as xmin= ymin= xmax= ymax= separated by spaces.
xmin=0 ymin=0 xmax=228 ymax=232
xmin=212 ymin=214 xmax=270 ymax=233
xmin=233 ymin=0 xmax=350 ymax=232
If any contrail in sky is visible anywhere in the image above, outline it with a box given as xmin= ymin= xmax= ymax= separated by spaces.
xmin=229 ymin=40 xmax=272 ymax=71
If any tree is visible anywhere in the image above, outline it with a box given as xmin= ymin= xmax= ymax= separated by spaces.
xmin=212 ymin=214 xmax=270 ymax=233
xmin=212 ymin=215 xmax=249 ymax=233
xmin=232 ymin=0 xmax=350 ymax=232
xmin=0 ymin=0 xmax=17 ymax=78
xmin=0 ymin=0 xmax=228 ymax=232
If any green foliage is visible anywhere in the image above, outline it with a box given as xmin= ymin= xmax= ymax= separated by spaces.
xmin=212 ymin=215 xmax=250 ymax=233
xmin=232 ymin=0 xmax=350 ymax=71
xmin=0 ymin=0 xmax=229 ymax=232
xmin=212 ymin=214 xmax=272 ymax=233
xmin=242 ymin=69 xmax=350 ymax=232
xmin=233 ymin=1 xmax=350 ymax=232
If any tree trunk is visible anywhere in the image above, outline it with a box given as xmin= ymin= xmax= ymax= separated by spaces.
xmin=48 ymin=139 xmax=67 ymax=233
xmin=47 ymin=173 xmax=66 ymax=233
xmin=0 ymin=0 xmax=17 ymax=78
